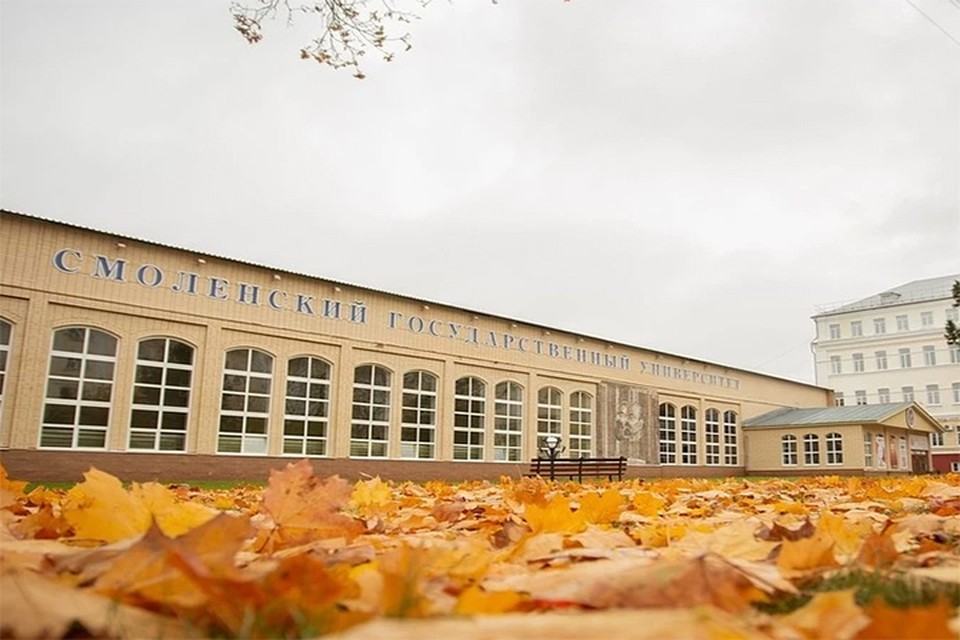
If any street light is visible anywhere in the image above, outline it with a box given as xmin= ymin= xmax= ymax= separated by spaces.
xmin=539 ymin=435 xmax=565 ymax=481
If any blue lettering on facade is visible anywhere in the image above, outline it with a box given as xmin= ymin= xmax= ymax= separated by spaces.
xmin=135 ymin=264 xmax=164 ymax=288
xmin=171 ymin=271 xmax=199 ymax=295
xmin=237 ymin=283 xmax=260 ymax=305
xmin=295 ymin=294 xmax=315 ymax=315
xmin=267 ymin=289 xmax=287 ymax=310
xmin=53 ymin=249 xmax=82 ymax=273
xmin=91 ymin=255 xmax=127 ymax=281
xmin=208 ymin=277 xmax=229 ymax=300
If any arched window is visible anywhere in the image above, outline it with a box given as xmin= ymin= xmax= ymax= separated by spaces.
xmin=494 ymin=381 xmax=523 ymax=462
xmin=704 ymin=408 xmax=720 ymax=465
xmin=781 ymin=434 xmax=798 ymax=466
xmin=658 ymin=403 xmax=677 ymax=464
xmin=680 ymin=405 xmax=697 ymax=465
xmin=454 ymin=376 xmax=485 ymax=461
xmin=826 ymin=432 xmax=843 ymax=465
xmin=536 ymin=387 xmax=562 ymax=450
xmin=351 ymin=364 xmax=391 ymax=458
xmin=218 ymin=348 xmax=272 ymax=454
xmin=803 ymin=434 xmax=820 ymax=465
xmin=723 ymin=410 xmax=739 ymax=465
xmin=40 ymin=327 xmax=117 ymax=449
xmin=0 ymin=320 xmax=11 ymax=433
xmin=283 ymin=357 xmax=331 ymax=456
xmin=129 ymin=338 xmax=194 ymax=451
xmin=401 ymin=370 xmax=437 ymax=459
xmin=569 ymin=391 xmax=593 ymax=457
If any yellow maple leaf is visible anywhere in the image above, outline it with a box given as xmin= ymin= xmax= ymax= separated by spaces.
xmin=577 ymin=488 xmax=624 ymax=525
xmin=455 ymin=584 xmax=526 ymax=614
xmin=62 ymin=468 xmax=152 ymax=542
xmin=0 ymin=462 xmax=28 ymax=510
xmin=776 ymin=529 xmax=840 ymax=574
xmin=632 ymin=491 xmax=667 ymax=517
xmin=524 ymin=495 xmax=587 ymax=534
xmin=351 ymin=476 xmax=396 ymax=518
xmin=779 ymin=589 xmax=870 ymax=639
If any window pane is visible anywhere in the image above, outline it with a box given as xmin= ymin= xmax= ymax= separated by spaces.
xmin=87 ymin=331 xmax=117 ymax=356
xmin=167 ymin=341 xmax=194 ymax=365
xmin=53 ymin=328 xmax=85 ymax=353
xmin=138 ymin=339 xmax=165 ymax=361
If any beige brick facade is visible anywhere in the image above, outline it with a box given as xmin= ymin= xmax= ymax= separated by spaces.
xmin=1 ymin=211 xmax=834 ymax=482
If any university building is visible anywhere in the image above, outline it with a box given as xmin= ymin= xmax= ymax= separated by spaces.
xmin=810 ymin=276 xmax=960 ymax=473
xmin=0 ymin=210 xmax=945 ymax=482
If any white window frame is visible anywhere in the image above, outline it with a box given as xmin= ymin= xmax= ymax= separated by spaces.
xmin=781 ymin=434 xmax=798 ymax=466
xmin=899 ymin=348 xmax=912 ymax=368
xmin=536 ymin=387 xmax=563 ymax=450
xmin=723 ymin=410 xmax=739 ymax=465
xmin=826 ymin=432 xmax=844 ymax=465
xmin=830 ymin=356 xmax=842 ymax=375
xmin=350 ymin=364 xmax=391 ymax=458
xmin=926 ymin=384 xmax=941 ymax=406
xmin=704 ymin=408 xmax=721 ymax=465
xmin=658 ymin=403 xmax=677 ymax=464
xmin=803 ymin=434 xmax=820 ymax=465
xmin=282 ymin=356 xmax=331 ymax=457
xmin=569 ymin=391 xmax=593 ymax=457
xmin=896 ymin=314 xmax=909 ymax=331
xmin=680 ymin=405 xmax=697 ymax=465
xmin=129 ymin=337 xmax=194 ymax=452
xmin=855 ymin=390 xmax=867 ymax=405
xmin=493 ymin=381 xmax=523 ymax=462
xmin=875 ymin=351 xmax=888 ymax=370
xmin=878 ymin=388 xmax=890 ymax=404
xmin=400 ymin=370 xmax=437 ymax=459
xmin=931 ymin=432 xmax=944 ymax=447
xmin=0 ymin=320 xmax=11 ymax=435
xmin=217 ymin=348 xmax=273 ymax=455
xmin=922 ymin=346 xmax=937 ymax=367
xmin=40 ymin=327 xmax=117 ymax=450
xmin=874 ymin=318 xmax=886 ymax=334
xmin=902 ymin=386 xmax=914 ymax=402
xmin=921 ymin=311 xmax=934 ymax=327
xmin=863 ymin=434 xmax=873 ymax=467
xmin=953 ymin=382 xmax=960 ymax=404
xmin=829 ymin=324 xmax=841 ymax=340
xmin=852 ymin=353 xmax=864 ymax=373
xmin=850 ymin=321 xmax=863 ymax=337
xmin=453 ymin=376 xmax=485 ymax=461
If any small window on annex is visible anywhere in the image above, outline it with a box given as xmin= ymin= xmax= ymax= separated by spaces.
xmin=454 ymin=376 xmax=485 ymax=461
xmin=781 ymin=435 xmax=798 ymax=466
xmin=351 ymin=364 xmax=391 ymax=458
xmin=569 ymin=391 xmax=593 ymax=458
xmin=40 ymin=327 xmax=117 ymax=449
xmin=129 ymin=338 xmax=194 ymax=452
xmin=536 ymin=387 xmax=562 ymax=450
xmin=826 ymin=432 xmax=844 ymax=465
xmin=283 ymin=357 xmax=331 ymax=456
xmin=658 ymin=403 xmax=677 ymax=464
xmin=400 ymin=370 xmax=437 ymax=459
xmin=493 ymin=381 xmax=523 ymax=462
xmin=218 ymin=348 xmax=273 ymax=454
xmin=803 ymin=434 xmax=820 ymax=465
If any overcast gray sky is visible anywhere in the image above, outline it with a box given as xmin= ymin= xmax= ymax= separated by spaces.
xmin=2 ymin=0 xmax=959 ymax=384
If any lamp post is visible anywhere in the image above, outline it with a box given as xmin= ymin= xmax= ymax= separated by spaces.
xmin=539 ymin=435 xmax=565 ymax=481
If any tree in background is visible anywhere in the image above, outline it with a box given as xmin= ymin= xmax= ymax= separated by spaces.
xmin=945 ymin=279 xmax=960 ymax=346
xmin=230 ymin=0 xmax=429 ymax=78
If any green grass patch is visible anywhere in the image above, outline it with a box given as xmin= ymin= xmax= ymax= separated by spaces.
xmin=757 ymin=568 xmax=960 ymax=615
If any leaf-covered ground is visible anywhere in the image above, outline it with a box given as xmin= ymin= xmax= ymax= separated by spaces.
xmin=1 ymin=461 xmax=958 ymax=639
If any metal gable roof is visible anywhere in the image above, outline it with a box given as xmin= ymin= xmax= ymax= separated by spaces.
xmin=743 ymin=403 xmax=914 ymax=427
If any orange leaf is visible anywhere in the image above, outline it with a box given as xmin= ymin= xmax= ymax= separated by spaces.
xmin=855 ymin=598 xmax=957 ymax=639
xmin=778 ymin=590 xmax=870 ymax=639
xmin=255 ymin=460 xmax=363 ymax=552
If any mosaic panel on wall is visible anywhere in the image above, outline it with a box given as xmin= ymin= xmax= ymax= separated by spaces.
xmin=597 ymin=382 xmax=658 ymax=463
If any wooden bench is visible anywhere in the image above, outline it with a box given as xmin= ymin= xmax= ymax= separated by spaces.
xmin=524 ymin=456 xmax=626 ymax=482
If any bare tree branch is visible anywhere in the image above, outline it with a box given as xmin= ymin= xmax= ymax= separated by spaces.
xmin=231 ymin=0 xmax=430 ymax=78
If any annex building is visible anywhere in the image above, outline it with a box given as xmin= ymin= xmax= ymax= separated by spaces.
xmin=811 ymin=276 xmax=960 ymax=473
xmin=0 ymin=211 xmax=944 ymax=482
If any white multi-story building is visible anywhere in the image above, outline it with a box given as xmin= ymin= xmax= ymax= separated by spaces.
xmin=811 ymin=275 xmax=960 ymax=473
